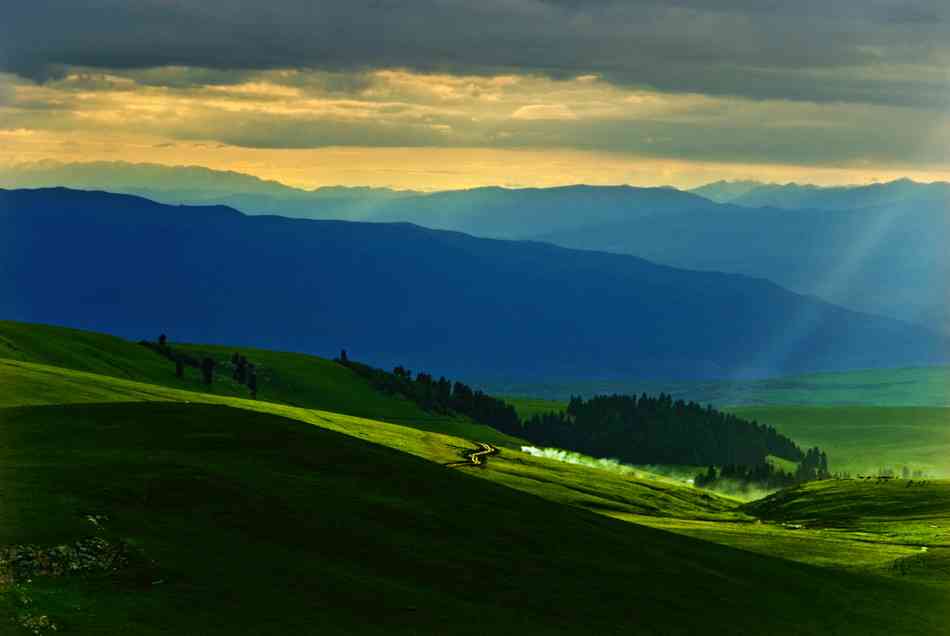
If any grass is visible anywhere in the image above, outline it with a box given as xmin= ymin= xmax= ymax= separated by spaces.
xmin=746 ymin=479 xmax=950 ymax=534
xmin=5 ymin=320 xmax=950 ymax=633
xmin=0 ymin=357 xmax=735 ymax=521
xmin=493 ymin=365 xmax=950 ymax=407
xmin=2 ymin=401 xmax=949 ymax=635
xmin=730 ymin=405 xmax=950 ymax=477
xmin=610 ymin=478 xmax=950 ymax=589
xmin=743 ymin=479 xmax=950 ymax=582
xmin=0 ymin=320 xmax=521 ymax=447
xmin=505 ymin=396 xmax=567 ymax=421
xmin=509 ymin=394 xmax=950 ymax=481
xmin=718 ymin=366 xmax=950 ymax=407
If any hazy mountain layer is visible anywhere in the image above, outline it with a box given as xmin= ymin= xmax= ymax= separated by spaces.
xmin=2 ymin=188 xmax=947 ymax=382
xmin=4 ymin=163 xmax=949 ymax=334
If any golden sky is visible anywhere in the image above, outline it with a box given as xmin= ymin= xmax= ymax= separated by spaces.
xmin=2 ymin=68 xmax=949 ymax=190
xmin=3 ymin=0 xmax=950 ymax=190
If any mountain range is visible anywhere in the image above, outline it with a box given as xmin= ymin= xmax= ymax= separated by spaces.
xmin=4 ymin=162 xmax=949 ymax=335
xmin=691 ymin=178 xmax=950 ymax=210
xmin=3 ymin=187 xmax=947 ymax=383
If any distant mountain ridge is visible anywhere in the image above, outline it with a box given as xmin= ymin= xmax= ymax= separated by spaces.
xmin=4 ymin=163 xmax=949 ymax=335
xmin=690 ymin=177 xmax=950 ymax=210
xmin=0 ymin=160 xmax=420 ymax=219
xmin=688 ymin=180 xmax=770 ymax=203
xmin=2 ymin=188 xmax=947 ymax=383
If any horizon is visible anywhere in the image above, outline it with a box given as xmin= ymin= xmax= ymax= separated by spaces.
xmin=3 ymin=158 xmax=949 ymax=194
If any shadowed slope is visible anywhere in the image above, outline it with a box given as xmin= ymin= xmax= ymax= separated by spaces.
xmin=1 ymin=401 xmax=948 ymax=635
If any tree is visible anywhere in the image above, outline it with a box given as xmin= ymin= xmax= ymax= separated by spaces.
xmin=175 ymin=358 xmax=184 ymax=379
xmin=158 ymin=334 xmax=167 ymax=347
xmin=248 ymin=365 xmax=258 ymax=398
xmin=236 ymin=356 xmax=248 ymax=384
xmin=201 ymin=357 xmax=215 ymax=385
xmin=340 ymin=349 xmax=349 ymax=364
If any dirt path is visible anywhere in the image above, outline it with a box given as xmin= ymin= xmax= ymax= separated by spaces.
xmin=446 ymin=442 xmax=499 ymax=468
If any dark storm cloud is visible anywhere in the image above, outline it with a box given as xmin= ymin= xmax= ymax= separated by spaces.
xmin=2 ymin=1 xmax=948 ymax=107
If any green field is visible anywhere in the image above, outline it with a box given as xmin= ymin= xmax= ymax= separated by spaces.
xmin=497 ymin=365 xmax=950 ymax=407
xmin=505 ymin=396 xmax=567 ymax=421
xmin=507 ymin=388 xmax=950 ymax=481
xmin=0 ymin=357 xmax=738 ymax=520
xmin=3 ymin=321 xmax=950 ymax=634
xmin=731 ymin=405 xmax=950 ymax=478
xmin=0 ymin=320 xmax=522 ymax=447
xmin=3 ymin=401 xmax=949 ymax=635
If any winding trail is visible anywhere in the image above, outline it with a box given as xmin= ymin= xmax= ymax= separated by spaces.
xmin=445 ymin=442 xmax=499 ymax=468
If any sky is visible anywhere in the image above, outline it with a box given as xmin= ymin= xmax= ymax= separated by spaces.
xmin=1 ymin=1 xmax=949 ymax=190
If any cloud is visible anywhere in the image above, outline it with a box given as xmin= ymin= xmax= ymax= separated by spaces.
xmin=0 ymin=81 xmax=13 ymax=106
xmin=511 ymin=104 xmax=578 ymax=120
xmin=2 ymin=1 xmax=949 ymax=108
xmin=2 ymin=65 xmax=948 ymax=171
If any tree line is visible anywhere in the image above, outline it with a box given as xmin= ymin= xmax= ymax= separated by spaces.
xmin=337 ymin=351 xmax=521 ymax=432
xmin=337 ymin=354 xmax=829 ymax=490
xmin=140 ymin=334 xmax=258 ymax=397
xmin=517 ymin=394 xmax=808 ymax=468
xmin=695 ymin=447 xmax=830 ymax=491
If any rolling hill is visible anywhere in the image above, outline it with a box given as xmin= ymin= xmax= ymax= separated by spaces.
xmin=0 ymin=320 xmax=522 ymax=446
xmin=4 ymin=188 xmax=947 ymax=383
xmin=5 ymin=400 xmax=948 ymax=635
xmin=5 ymin=316 xmax=950 ymax=631
xmin=3 ymin=322 xmax=950 ymax=634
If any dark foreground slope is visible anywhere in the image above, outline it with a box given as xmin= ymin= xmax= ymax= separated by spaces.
xmin=2 ymin=188 xmax=946 ymax=380
xmin=2 ymin=401 xmax=948 ymax=635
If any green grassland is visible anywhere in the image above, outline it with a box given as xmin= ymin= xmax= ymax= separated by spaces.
xmin=0 ymin=320 xmax=521 ymax=447
xmin=731 ymin=405 xmax=950 ymax=477
xmin=497 ymin=365 xmax=950 ymax=407
xmin=505 ymin=396 xmax=567 ymax=421
xmin=0 ymin=358 xmax=737 ymax=521
xmin=507 ymin=391 xmax=950 ymax=481
xmin=718 ymin=366 xmax=950 ymax=407
xmin=2 ymin=401 xmax=949 ymax=635
xmin=4 ymin=321 xmax=950 ymax=633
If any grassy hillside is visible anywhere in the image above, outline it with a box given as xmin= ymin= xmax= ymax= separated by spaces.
xmin=4 ymin=322 xmax=950 ymax=633
xmin=747 ymin=478 xmax=950 ymax=530
xmin=0 ymin=320 xmax=522 ymax=447
xmin=3 ymin=401 xmax=949 ymax=635
xmin=743 ymin=479 xmax=950 ymax=582
xmin=0 ymin=357 xmax=736 ymax=520
xmin=506 ymin=396 xmax=567 ymax=421
xmin=731 ymin=405 xmax=950 ymax=477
